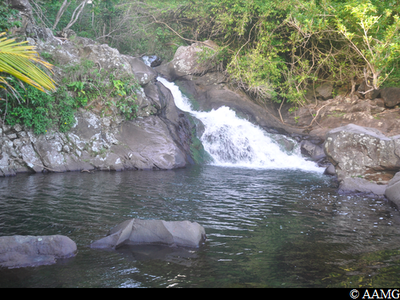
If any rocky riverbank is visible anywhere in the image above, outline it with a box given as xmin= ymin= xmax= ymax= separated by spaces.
xmin=0 ymin=19 xmax=204 ymax=175
xmin=2 ymin=1 xmax=400 ymax=205
xmin=155 ymin=41 xmax=400 ymax=205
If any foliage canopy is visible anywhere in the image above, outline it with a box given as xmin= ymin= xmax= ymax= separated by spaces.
xmin=5 ymin=0 xmax=400 ymax=112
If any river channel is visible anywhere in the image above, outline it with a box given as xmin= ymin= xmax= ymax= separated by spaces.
xmin=1 ymin=166 xmax=400 ymax=288
xmin=2 ymin=77 xmax=400 ymax=288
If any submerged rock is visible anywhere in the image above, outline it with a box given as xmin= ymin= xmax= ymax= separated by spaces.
xmin=90 ymin=219 xmax=206 ymax=249
xmin=0 ymin=235 xmax=77 ymax=269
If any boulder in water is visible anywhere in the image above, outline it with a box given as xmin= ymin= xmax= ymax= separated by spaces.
xmin=0 ymin=235 xmax=77 ymax=269
xmin=324 ymin=124 xmax=400 ymax=185
xmin=90 ymin=219 xmax=206 ymax=249
xmin=385 ymin=172 xmax=400 ymax=208
xmin=338 ymin=177 xmax=387 ymax=197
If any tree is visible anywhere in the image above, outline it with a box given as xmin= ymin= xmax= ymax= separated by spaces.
xmin=0 ymin=32 xmax=56 ymax=100
xmin=336 ymin=1 xmax=400 ymax=92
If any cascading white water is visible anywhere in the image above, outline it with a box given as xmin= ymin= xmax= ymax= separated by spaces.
xmin=157 ymin=77 xmax=323 ymax=172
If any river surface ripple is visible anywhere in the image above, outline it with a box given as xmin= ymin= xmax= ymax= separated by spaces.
xmin=1 ymin=166 xmax=400 ymax=288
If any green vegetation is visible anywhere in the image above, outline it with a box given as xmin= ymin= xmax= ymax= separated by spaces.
xmin=151 ymin=0 xmax=400 ymax=105
xmin=43 ymin=0 xmax=396 ymax=107
xmin=1 ymin=56 xmax=141 ymax=134
xmin=0 ymin=1 xmax=141 ymax=134
xmin=0 ymin=2 xmax=21 ymax=32
xmin=2 ymin=0 xmax=400 ymax=133
xmin=4 ymin=80 xmax=75 ymax=134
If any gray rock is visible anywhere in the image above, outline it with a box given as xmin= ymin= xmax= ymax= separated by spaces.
xmin=339 ymin=177 xmax=387 ymax=196
xmin=381 ymin=87 xmax=400 ymax=108
xmin=300 ymin=140 xmax=325 ymax=161
xmin=125 ymin=56 xmax=157 ymax=86
xmin=385 ymin=172 xmax=400 ymax=207
xmin=324 ymin=124 xmax=400 ymax=184
xmin=110 ymin=116 xmax=187 ymax=170
xmin=315 ymin=82 xmax=333 ymax=100
xmin=323 ymin=164 xmax=336 ymax=176
xmin=155 ymin=41 xmax=217 ymax=81
xmin=9 ymin=0 xmax=32 ymax=21
xmin=0 ymin=235 xmax=77 ymax=269
xmin=91 ymin=219 xmax=206 ymax=249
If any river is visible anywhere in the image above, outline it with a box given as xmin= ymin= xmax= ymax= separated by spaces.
xmin=0 ymin=78 xmax=400 ymax=288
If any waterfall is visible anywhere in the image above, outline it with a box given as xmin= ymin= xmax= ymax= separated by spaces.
xmin=157 ymin=77 xmax=323 ymax=172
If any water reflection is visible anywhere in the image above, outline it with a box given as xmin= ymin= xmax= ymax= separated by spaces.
xmin=115 ymin=244 xmax=201 ymax=267
xmin=1 ymin=166 xmax=400 ymax=287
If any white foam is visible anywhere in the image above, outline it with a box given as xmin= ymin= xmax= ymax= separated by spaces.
xmin=158 ymin=77 xmax=323 ymax=172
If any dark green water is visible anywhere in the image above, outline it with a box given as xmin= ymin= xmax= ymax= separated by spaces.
xmin=1 ymin=165 xmax=400 ymax=288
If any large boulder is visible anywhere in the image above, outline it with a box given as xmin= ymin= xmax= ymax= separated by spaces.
xmin=282 ymin=95 xmax=400 ymax=140
xmin=90 ymin=219 xmax=206 ymax=249
xmin=381 ymin=87 xmax=400 ymax=108
xmin=0 ymin=235 xmax=77 ymax=269
xmin=385 ymin=172 xmax=400 ymax=207
xmin=315 ymin=82 xmax=333 ymax=100
xmin=324 ymin=124 xmax=400 ymax=195
xmin=155 ymin=41 xmax=218 ymax=81
xmin=324 ymin=124 xmax=400 ymax=184
xmin=28 ymin=34 xmax=157 ymax=88
xmin=338 ymin=177 xmax=387 ymax=197
xmin=8 ymin=0 xmax=32 ymax=15
xmin=300 ymin=139 xmax=326 ymax=162
xmin=125 ymin=56 xmax=158 ymax=86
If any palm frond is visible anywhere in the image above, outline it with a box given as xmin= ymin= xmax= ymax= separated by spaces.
xmin=0 ymin=32 xmax=56 ymax=95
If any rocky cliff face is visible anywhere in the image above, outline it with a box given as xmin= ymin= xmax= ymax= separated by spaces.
xmin=4 ymin=2 xmax=400 ymax=200
xmin=0 ymin=21 xmax=197 ymax=176
xmin=0 ymin=107 xmax=193 ymax=176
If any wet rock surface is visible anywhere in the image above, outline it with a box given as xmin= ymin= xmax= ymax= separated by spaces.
xmin=91 ymin=219 xmax=207 ymax=249
xmin=4 ymin=4 xmax=400 ymax=199
xmin=0 ymin=235 xmax=77 ymax=269
xmin=0 ymin=105 xmax=192 ymax=175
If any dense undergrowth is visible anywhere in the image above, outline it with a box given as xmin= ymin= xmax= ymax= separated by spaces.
xmin=32 ymin=0 xmax=400 ymax=105
xmin=0 ymin=1 xmax=141 ymax=134
xmin=2 ymin=58 xmax=140 ymax=134
xmin=1 ymin=0 xmax=400 ymax=134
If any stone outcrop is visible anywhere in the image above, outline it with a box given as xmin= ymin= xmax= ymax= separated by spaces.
xmin=381 ymin=87 xmax=400 ymax=108
xmin=0 ymin=235 xmax=77 ymax=269
xmin=0 ymin=104 xmax=192 ymax=176
xmin=283 ymin=95 xmax=400 ymax=139
xmin=385 ymin=172 xmax=400 ymax=207
xmin=338 ymin=177 xmax=387 ymax=196
xmin=324 ymin=124 xmax=400 ymax=195
xmin=5 ymin=2 xmax=400 ymax=200
xmin=155 ymin=41 xmax=218 ymax=81
xmin=90 ymin=219 xmax=206 ymax=249
xmin=315 ymin=82 xmax=334 ymax=100
xmin=0 ymin=23 xmax=197 ymax=176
